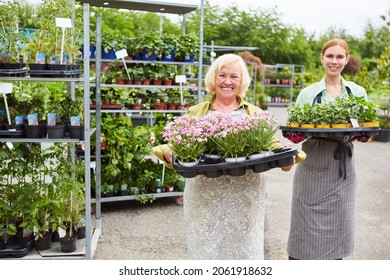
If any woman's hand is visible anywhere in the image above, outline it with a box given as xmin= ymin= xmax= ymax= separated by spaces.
xmin=281 ymin=143 xmax=295 ymax=171
xmin=163 ymin=148 xmax=173 ymax=164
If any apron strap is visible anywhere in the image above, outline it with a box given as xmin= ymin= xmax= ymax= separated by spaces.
xmin=312 ymin=86 xmax=353 ymax=105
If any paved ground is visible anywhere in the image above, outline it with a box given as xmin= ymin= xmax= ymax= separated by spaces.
xmin=93 ymin=106 xmax=390 ymax=260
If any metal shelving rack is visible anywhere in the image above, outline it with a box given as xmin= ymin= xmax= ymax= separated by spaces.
xmin=261 ymin=63 xmax=305 ymax=107
xmin=0 ymin=4 xmax=98 ymax=260
xmin=79 ymin=0 xmax=202 ymax=206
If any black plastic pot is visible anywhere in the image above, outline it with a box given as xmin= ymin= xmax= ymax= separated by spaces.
xmin=77 ymin=226 xmax=86 ymax=239
xmin=69 ymin=125 xmax=84 ymax=140
xmin=51 ymin=230 xmax=61 ymax=242
xmin=60 ymin=235 xmax=77 ymax=253
xmin=46 ymin=124 xmax=66 ymax=139
xmin=34 ymin=231 xmax=52 ymax=251
xmin=25 ymin=123 xmax=46 ymax=138
xmin=375 ymin=128 xmax=390 ymax=142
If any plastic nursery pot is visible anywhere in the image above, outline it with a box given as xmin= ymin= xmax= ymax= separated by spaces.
xmin=34 ymin=231 xmax=52 ymax=251
xmin=60 ymin=235 xmax=77 ymax=253
xmin=77 ymin=226 xmax=86 ymax=239
xmin=46 ymin=124 xmax=66 ymax=138
xmin=69 ymin=125 xmax=85 ymax=140
xmin=25 ymin=123 xmax=46 ymax=138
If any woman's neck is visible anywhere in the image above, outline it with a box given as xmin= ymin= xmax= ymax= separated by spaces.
xmin=212 ymin=96 xmax=239 ymax=114
xmin=325 ymin=75 xmax=343 ymax=99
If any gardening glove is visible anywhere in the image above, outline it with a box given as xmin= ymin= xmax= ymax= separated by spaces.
xmin=152 ymin=144 xmax=173 ymax=169
xmin=281 ymin=149 xmax=306 ymax=171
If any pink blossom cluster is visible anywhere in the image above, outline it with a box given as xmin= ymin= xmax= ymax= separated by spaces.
xmin=162 ymin=112 xmax=280 ymax=161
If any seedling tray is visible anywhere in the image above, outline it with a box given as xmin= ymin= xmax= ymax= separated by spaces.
xmin=0 ymin=63 xmax=27 ymax=69
xmin=173 ymin=147 xmax=298 ymax=178
xmin=29 ymin=69 xmax=81 ymax=78
xmin=0 ymin=129 xmax=25 ymax=138
xmin=280 ymin=126 xmax=380 ymax=138
xmin=0 ymin=240 xmax=33 ymax=258
xmin=0 ymin=69 xmax=28 ymax=77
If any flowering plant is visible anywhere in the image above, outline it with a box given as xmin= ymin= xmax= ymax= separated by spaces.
xmin=245 ymin=111 xmax=280 ymax=155
xmin=162 ymin=112 xmax=280 ymax=163
xmin=162 ymin=115 xmax=208 ymax=163
xmin=209 ymin=114 xmax=252 ymax=158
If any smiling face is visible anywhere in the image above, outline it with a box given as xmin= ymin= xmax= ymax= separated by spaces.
xmin=320 ymin=45 xmax=349 ymax=77
xmin=215 ymin=63 xmax=242 ymax=100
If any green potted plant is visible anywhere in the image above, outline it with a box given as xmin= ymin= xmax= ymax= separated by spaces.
xmin=101 ymin=32 xmax=126 ymax=60
xmin=175 ymin=33 xmax=200 ymax=62
xmin=0 ymin=0 xmax=26 ymax=65
xmin=162 ymin=65 xmax=177 ymax=85
xmin=161 ymin=33 xmax=179 ymax=61
xmin=312 ymin=104 xmax=332 ymax=128
xmin=139 ymin=33 xmax=164 ymax=61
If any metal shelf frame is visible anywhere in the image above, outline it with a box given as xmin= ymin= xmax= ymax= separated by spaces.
xmin=261 ymin=63 xmax=306 ymax=106
xmin=88 ymin=1 xmax=203 ymax=212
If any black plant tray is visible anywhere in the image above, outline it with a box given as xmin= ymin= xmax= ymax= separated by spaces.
xmin=173 ymin=147 xmax=298 ymax=178
xmin=0 ymin=129 xmax=25 ymax=138
xmin=29 ymin=69 xmax=81 ymax=78
xmin=0 ymin=68 xmax=28 ymax=77
xmin=280 ymin=126 xmax=380 ymax=138
xmin=0 ymin=240 xmax=33 ymax=258
xmin=0 ymin=63 xmax=27 ymax=69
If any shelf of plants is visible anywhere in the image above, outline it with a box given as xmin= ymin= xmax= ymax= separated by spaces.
xmin=0 ymin=3 xmax=98 ymax=260
xmin=173 ymin=148 xmax=298 ymax=178
xmin=88 ymin=1 xmax=202 ymax=204
xmin=261 ymin=64 xmax=305 ymax=106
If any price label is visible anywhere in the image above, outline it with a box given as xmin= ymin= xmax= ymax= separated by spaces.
xmin=115 ymin=49 xmax=128 ymax=59
xmin=55 ymin=18 xmax=72 ymax=28
xmin=175 ymin=75 xmax=186 ymax=83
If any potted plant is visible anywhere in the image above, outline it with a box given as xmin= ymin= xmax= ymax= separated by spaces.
xmin=245 ymin=112 xmax=280 ymax=158
xmin=101 ymin=32 xmax=126 ymax=60
xmin=374 ymin=97 xmax=390 ymax=142
xmin=131 ymin=66 xmax=145 ymax=84
xmin=139 ymin=33 xmax=164 ymax=61
xmin=162 ymin=115 xmax=207 ymax=165
xmin=53 ymin=147 xmax=85 ymax=252
xmin=150 ymin=64 xmax=164 ymax=85
xmin=25 ymin=145 xmax=63 ymax=250
xmin=161 ymin=33 xmax=179 ymax=61
xmin=312 ymin=104 xmax=332 ymax=128
xmin=175 ymin=33 xmax=200 ymax=62
xmin=256 ymin=93 xmax=269 ymax=110
xmin=0 ymin=0 xmax=26 ymax=66
xmin=162 ymin=65 xmax=177 ymax=85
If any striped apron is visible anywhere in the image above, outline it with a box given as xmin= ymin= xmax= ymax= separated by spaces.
xmin=287 ymin=138 xmax=356 ymax=259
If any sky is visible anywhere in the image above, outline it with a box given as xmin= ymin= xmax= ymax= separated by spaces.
xmin=26 ymin=0 xmax=389 ymax=38
xmin=186 ymin=0 xmax=390 ymax=38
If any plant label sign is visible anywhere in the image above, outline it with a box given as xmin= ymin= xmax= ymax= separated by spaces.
xmin=115 ymin=49 xmax=128 ymax=59
xmin=116 ymin=49 xmax=131 ymax=80
xmin=350 ymin=118 xmax=359 ymax=127
xmin=55 ymin=18 xmax=72 ymax=28
xmin=175 ymin=75 xmax=186 ymax=84
xmin=0 ymin=83 xmax=12 ymax=94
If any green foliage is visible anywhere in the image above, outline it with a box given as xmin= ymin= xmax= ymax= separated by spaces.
xmin=287 ymin=96 xmax=379 ymax=125
xmin=378 ymin=46 xmax=390 ymax=85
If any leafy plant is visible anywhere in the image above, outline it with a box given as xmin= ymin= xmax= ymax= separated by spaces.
xmin=175 ymin=33 xmax=200 ymax=58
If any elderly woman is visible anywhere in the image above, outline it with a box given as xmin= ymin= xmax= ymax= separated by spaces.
xmin=154 ymin=54 xmax=304 ymax=259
